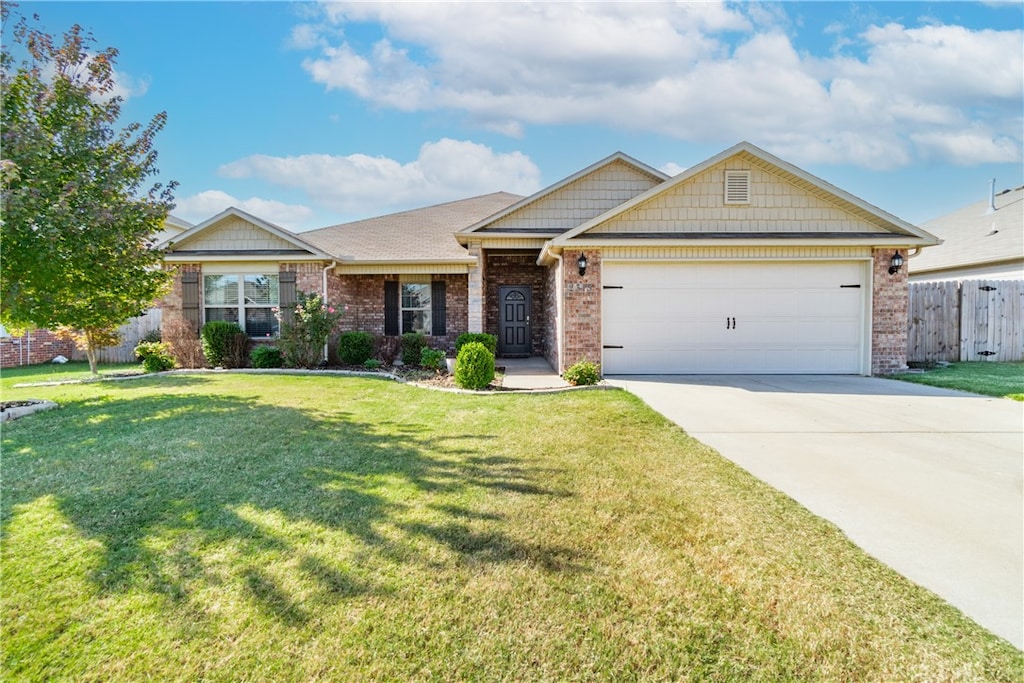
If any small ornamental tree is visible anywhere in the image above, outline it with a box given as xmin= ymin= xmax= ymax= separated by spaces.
xmin=275 ymin=291 xmax=343 ymax=368
xmin=0 ymin=10 xmax=176 ymax=373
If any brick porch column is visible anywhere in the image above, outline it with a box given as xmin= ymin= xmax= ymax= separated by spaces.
xmin=561 ymin=249 xmax=602 ymax=371
xmin=467 ymin=241 xmax=484 ymax=333
xmin=871 ymin=248 xmax=909 ymax=374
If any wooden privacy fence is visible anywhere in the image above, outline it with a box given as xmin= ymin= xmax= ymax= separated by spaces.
xmin=71 ymin=308 xmax=163 ymax=364
xmin=908 ymin=280 xmax=1024 ymax=362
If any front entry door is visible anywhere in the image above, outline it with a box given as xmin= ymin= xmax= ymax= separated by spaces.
xmin=498 ymin=286 xmax=531 ymax=357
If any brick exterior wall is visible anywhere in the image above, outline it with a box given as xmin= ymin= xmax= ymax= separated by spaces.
xmin=483 ymin=251 xmax=548 ymax=357
xmin=158 ymin=263 xmax=201 ymax=333
xmin=0 ymin=329 xmax=75 ymax=368
xmin=561 ymin=249 xmax=602 ymax=370
xmin=871 ymin=248 xmax=909 ymax=374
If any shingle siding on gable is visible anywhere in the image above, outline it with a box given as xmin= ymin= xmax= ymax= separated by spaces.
xmin=482 ymin=161 xmax=662 ymax=233
xmin=589 ymin=161 xmax=889 ymax=235
xmin=182 ymin=217 xmax=299 ymax=251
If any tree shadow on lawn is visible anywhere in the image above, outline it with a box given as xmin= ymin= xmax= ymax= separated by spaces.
xmin=1 ymin=388 xmax=581 ymax=629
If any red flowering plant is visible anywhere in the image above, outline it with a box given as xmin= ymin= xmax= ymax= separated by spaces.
xmin=274 ymin=291 xmax=344 ymax=368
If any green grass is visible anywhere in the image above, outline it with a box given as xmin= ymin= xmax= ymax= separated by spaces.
xmin=3 ymin=371 xmax=1022 ymax=681
xmin=892 ymin=361 xmax=1024 ymax=400
xmin=1 ymin=361 xmax=140 ymax=394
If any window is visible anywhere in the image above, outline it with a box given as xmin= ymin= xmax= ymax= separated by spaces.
xmin=203 ymin=273 xmax=280 ymax=337
xmin=400 ymin=277 xmax=432 ymax=335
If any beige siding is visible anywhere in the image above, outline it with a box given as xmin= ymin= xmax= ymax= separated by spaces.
xmin=599 ymin=246 xmax=872 ymax=261
xmin=486 ymin=160 xmax=661 ymax=233
xmin=184 ymin=217 xmax=299 ymax=251
xmin=591 ymin=160 xmax=889 ymax=234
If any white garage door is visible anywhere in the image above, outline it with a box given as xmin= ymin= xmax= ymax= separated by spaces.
xmin=602 ymin=261 xmax=867 ymax=374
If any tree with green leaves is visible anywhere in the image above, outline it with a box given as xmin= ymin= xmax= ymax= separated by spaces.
xmin=1 ymin=8 xmax=176 ymax=373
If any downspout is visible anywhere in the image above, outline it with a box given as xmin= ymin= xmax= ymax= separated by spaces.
xmin=322 ymin=260 xmax=337 ymax=363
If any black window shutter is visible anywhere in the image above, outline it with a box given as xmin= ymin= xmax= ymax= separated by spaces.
xmin=279 ymin=271 xmax=297 ymax=325
xmin=431 ymin=280 xmax=446 ymax=336
xmin=384 ymin=280 xmax=399 ymax=335
xmin=181 ymin=271 xmax=201 ymax=333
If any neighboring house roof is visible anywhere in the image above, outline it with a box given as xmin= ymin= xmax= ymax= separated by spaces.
xmin=459 ymin=152 xmax=668 ymax=239
xmin=549 ymin=141 xmax=940 ymax=249
xmin=151 ymin=214 xmax=193 ymax=245
xmin=160 ymin=207 xmax=332 ymax=261
xmin=910 ymin=186 xmax=1024 ymax=279
xmin=303 ymin=192 xmax=522 ymax=264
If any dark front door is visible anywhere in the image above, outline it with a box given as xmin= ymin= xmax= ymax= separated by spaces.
xmin=498 ymin=286 xmax=531 ymax=357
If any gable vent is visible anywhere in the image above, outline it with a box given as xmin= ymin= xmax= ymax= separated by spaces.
xmin=724 ymin=170 xmax=751 ymax=204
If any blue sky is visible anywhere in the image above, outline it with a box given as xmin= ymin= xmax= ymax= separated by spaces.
xmin=10 ymin=1 xmax=1023 ymax=232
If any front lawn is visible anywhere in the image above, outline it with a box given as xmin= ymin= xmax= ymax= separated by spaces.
xmin=892 ymin=361 xmax=1024 ymax=400
xmin=3 ymin=373 xmax=1021 ymax=680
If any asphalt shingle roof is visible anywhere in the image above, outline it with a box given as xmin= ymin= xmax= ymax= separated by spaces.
xmin=301 ymin=192 xmax=523 ymax=262
xmin=911 ymin=186 xmax=1024 ymax=274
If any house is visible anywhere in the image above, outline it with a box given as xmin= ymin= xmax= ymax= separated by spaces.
xmin=159 ymin=142 xmax=940 ymax=375
xmin=909 ymin=185 xmax=1024 ymax=282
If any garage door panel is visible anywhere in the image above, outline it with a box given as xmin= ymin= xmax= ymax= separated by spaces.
xmin=602 ymin=262 xmax=866 ymax=374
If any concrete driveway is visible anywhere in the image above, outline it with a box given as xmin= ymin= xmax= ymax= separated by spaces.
xmin=606 ymin=374 xmax=1023 ymax=648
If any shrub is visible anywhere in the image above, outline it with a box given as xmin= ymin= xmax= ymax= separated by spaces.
xmin=375 ymin=335 xmax=400 ymax=365
xmin=454 ymin=341 xmax=495 ymax=390
xmin=338 ymin=331 xmax=375 ymax=365
xmin=201 ymin=321 xmax=244 ymax=368
xmin=455 ymin=332 xmax=497 ymax=356
xmin=401 ymin=332 xmax=427 ymax=366
xmin=363 ymin=358 xmax=382 ymax=370
xmin=420 ymin=347 xmax=446 ymax=372
xmin=564 ymin=359 xmax=601 ymax=386
xmin=141 ymin=328 xmax=163 ymax=344
xmin=275 ymin=291 xmax=344 ymax=368
xmin=134 ymin=341 xmax=175 ymax=373
xmin=250 ymin=345 xmax=284 ymax=369
xmin=227 ymin=332 xmax=250 ymax=368
xmin=163 ymin=319 xmax=205 ymax=369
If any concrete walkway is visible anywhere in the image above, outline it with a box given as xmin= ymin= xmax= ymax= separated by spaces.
xmin=499 ymin=357 xmax=570 ymax=390
xmin=606 ymin=374 xmax=1024 ymax=648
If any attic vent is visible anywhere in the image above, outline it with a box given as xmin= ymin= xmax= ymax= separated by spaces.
xmin=724 ymin=170 xmax=751 ymax=204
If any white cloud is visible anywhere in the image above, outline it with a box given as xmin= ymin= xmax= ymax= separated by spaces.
xmin=296 ymin=2 xmax=1022 ymax=169
xmin=659 ymin=162 xmax=687 ymax=177
xmin=174 ymin=191 xmax=314 ymax=230
xmin=218 ymin=138 xmax=542 ymax=216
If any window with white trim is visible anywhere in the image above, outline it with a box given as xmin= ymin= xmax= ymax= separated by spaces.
xmin=203 ymin=273 xmax=280 ymax=337
xmin=400 ymin=276 xmax=432 ymax=335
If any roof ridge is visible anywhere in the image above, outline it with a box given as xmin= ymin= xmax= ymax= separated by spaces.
xmin=306 ymin=191 xmax=524 ymax=234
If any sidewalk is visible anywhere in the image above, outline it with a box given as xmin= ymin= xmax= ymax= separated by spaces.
xmin=499 ymin=357 xmax=569 ymax=390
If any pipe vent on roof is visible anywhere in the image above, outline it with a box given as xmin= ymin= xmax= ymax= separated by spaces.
xmin=724 ymin=170 xmax=751 ymax=204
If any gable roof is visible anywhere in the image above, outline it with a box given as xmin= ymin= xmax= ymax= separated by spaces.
xmin=550 ymin=141 xmax=940 ymax=247
xmin=303 ymin=192 xmax=522 ymax=263
xmin=458 ymin=152 xmax=668 ymax=238
xmin=910 ymin=186 xmax=1024 ymax=277
xmin=160 ymin=207 xmax=332 ymax=260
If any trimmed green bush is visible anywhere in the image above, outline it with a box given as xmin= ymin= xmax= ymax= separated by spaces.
xmin=201 ymin=321 xmax=244 ymax=368
xmin=455 ymin=332 xmax=497 ymax=356
xmin=420 ymin=347 xmax=445 ymax=372
xmin=250 ymin=345 xmax=284 ymax=369
xmin=338 ymin=331 xmax=375 ymax=365
xmin=564 ymin=359 xmax=601 ymax=386
xmin=363 ymin=358 xmax=382 ymax=370
xmin=454 ymin=342 xmax=495 ymax=390
xmin=401 ymin=332 xmax=427 ymax=366
xmin=134 ymin=341 xmax=175 ymax=373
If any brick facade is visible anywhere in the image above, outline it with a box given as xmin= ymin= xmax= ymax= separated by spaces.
xmin=871 ymin=248 xmax=909 ymax=374
xmin=0 ymin=329 xmax=75 ymax=368
xmin=543 ymin=260 xmax=560 ymax=371
xmin=158 ymin=263 xmax=201 ymax=333
xmin=483 ymin=251 xmax=548 ymax=357
xmin=561 ymin=249 xmax=602 ymax=370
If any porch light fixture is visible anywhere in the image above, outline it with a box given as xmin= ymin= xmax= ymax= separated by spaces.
xmin=888 ymin=251 xmax=904 ymax=275
xmin=577 ymin=253 xmax=588 ymax=277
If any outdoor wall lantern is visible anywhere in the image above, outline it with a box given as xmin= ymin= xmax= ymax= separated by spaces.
xmin=577 ymin=253 xmax=588 ymax=277
xmin=888 ymin=251 xmax=904 ymax=275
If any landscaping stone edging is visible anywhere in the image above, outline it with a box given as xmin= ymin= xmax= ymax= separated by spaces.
xmin=13 ymin=367 xmax=616 ymax=395
xmin=0 ymin=400 xmax=59 ymax=422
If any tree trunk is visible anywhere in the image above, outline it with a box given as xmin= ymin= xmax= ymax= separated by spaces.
xmin=85 ymin=330 xmax=99 ymax=375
